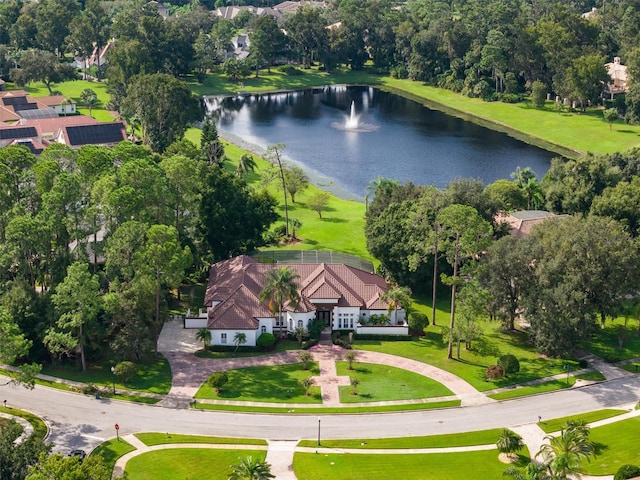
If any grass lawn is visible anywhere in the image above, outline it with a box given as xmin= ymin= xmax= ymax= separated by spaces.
xmin=91 ymin=438 xmax=135 ymax=472
xmin=194 ymin=362 xmax=323 ymax=403
xmin=586 ymin=416 xmax=640 ymax=475
xmin=135 ymin=433 xmax=267 ymax=446
xmin=488 ymin=371 xmax=606 ymax=401
xmin=354 ymin=320 xmax=572 ymax=392
xmin=537 ymin=409 xmax=628 ymax=434
xmin=294 ymin=450 xmax=524 ymax=480
xmin=194 ymin=400 xmax=460 ymax=413
xmin=125 ymin=448 xmax=266 ymax=480
xmin=0 ymin=406 xmax=48 ymax=440
xmin=298 ymin=428 xmax=505 ymax=449
xmin=584 ymin=315 xmax=640 ymax=362
xmin=16 ymin=79 xmax=115 ymax=123
xmin=335 ymin=361 xmax=453 ymax=403
xmin=41 ymin=355 xmax=172 ymax=395
xmin=195 ymin=339 xmax=302 ymax=359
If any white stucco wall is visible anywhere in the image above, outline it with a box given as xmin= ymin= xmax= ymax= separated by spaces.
xmin=185 ymin=317 xmax=207 ymax=329
xmin=212 ymin=329 xmax=259 ymax=347
xmin=356 ymin=325 xmax=409 ymax=335
xmin=333 ymin=307 xmax=360 ymax=330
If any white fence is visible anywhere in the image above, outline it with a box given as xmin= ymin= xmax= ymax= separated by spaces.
xmin=355 ymin=325 xmax=409 ymax=335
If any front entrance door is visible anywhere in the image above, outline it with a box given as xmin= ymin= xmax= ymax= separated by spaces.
xmin=317 ymin=310 xmax=331 ymax=327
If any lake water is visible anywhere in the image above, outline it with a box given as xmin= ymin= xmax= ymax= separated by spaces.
xmin=205 ymin=86 xmax=553 ymax=200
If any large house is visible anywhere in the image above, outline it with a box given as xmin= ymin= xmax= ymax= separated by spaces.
xmin=605 ymin=57 xmax=628 ymax=98
xmin=185 ymin=255 xmax=407 ymax=347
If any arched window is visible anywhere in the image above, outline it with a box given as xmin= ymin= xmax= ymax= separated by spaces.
xmin=298 ymin=319 xmax=303 ymax=328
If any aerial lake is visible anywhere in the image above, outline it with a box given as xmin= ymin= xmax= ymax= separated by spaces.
xmin=205 ymin=86 xmax=554 ymax=200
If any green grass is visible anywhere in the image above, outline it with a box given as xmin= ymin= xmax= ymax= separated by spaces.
xmin=194 ymin=400 xmax=460 ymax=413
xmin=537 ymin=409 xmax=628 ymax=434
xmin=16 ymin=79 xmax=115 ymax=122
xmin=41 ymin=355 xmax=172 ymax=395
xmin=584 ymin=316 xmax=640 ymax=362
xmin=298 ymin=428 xmax=504 ymax=449
xmin=621 ymin=363 xmax=640 ymax=374
xmin=335 ymin=361 xmax=453 ymax=403
xmin=354 ymin=320 xmax=572 ymax=392
xmin=586 ymin=416 xmax=640 ymax=475
xmin=294 ymin=450 xmax=526 ymax=480
xmin=91 ymin=438 xmax=136 ymax=472
xmin=195 ymin=339 xmax=302 ymax=359
xmin=194 ymin=362 xmax=323 ymax=403
xmin=488 ymin=371 xmax=606 ymax=401
xmin=488 ymin=379 xmax=573 ymax=400
xmin=125 ymin=448 xmax=266 ymax=479
xmin=0 ymin=406 xmax=48 ymax=441
xmin=135 ymin=433 xmax=267 ymax=446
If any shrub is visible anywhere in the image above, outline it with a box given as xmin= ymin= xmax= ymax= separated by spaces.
xmin=298 ymin=351 xmax=312 ymax=370
xmin=81 ymin=383 xmax=99 ymax=395
xmin=114 ymin=361 xmax=138 ymax=384
xmin=531 ymin=80 xmax=547 ymax=108
xmin=615 ymin=465 xmax=640 ymax=480
xmin=499 ymin=93 xmax=522 ymax=103
xmin=497 ymin=355 xmax=520 ymax=376
xmin=207 ymin=372 xmax=228 ymax=393
xmin=408 ymin=312 xmax=429 ymax=333
xmin=307 ymin=318 xmax=324 ymax=339
xmin=579 ymin=359 xmax=589 ymax=369
xmin=301 ymin=338 xmax=318 ymax=350
xmin=278 ymin=65 xmax=303 ymax=76
xmin=352 ymin=334 xmax=412 ymax=341
xmin=485 ymin=365 xmax=504 ymax=380
xmin=257 ymin=333 xmax=276 ymax=349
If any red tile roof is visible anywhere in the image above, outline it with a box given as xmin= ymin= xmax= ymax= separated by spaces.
xmin=205 ymin=255 xmax=389 ymax=329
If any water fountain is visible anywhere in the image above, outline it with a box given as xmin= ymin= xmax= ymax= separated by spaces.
xmin=332 ymin=101 xmax=378 ymax=132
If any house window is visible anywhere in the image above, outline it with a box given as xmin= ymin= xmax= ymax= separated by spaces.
xmin=298 ymin=320 xmax=303 ymax=328
xmin=261 ymin=325 xmax=266 ymax=334
xmin=221 ymin=333 xmax=227 ymax=344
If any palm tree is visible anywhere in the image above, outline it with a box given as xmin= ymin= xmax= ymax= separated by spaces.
xmin=259 ymin=266 xmax=301 ymax=335
xmin=228 ymin=456 xmax=275 ymax=480
xmin=79 ymin=88 xmax=99 ymax=117
xmin=233 ymin=332 xmax=247 ymax=353
xmin=196 ymin=328 xmax=211 ymax=350
xmin=350 ymin=377 xmax=360 ymax=395
xmin=536 ymin=422 xmax=594 ymax=479
xmin=503 ymin=461 xmax=550 ymax=480
xmin=381 ymin=286 xmax=412 ymax=325
xmin=364 ymin=176 xmax=398 ymax=212
xmin=496 ymin=429 xmax=524 ymax=460
xmin=236 ymin=154 xmax=257 ymax=178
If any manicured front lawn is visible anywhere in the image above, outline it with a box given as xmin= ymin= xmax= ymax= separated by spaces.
xmin=135 ymin=433 xmax=267 ymax=446
xmin=194 ymin=363 xmax=323 ymax=403
xmin=488 ymin=371 xmax=606 ymax=401
xmin=584 ymin=315 xmax=640 ymax=362
xmin=538 ymin=409 xmax=628 ymax=434
xmin=294 ymin=450 xmax=522 ymax=480
xmin=335 ymin=361 xmax=453 ymax=402
xmin=194 ymin=400 xmax=460 ymax=413
xmin=125 ymin=449 xmax=266 ymax=480
xmin=586 ymin=416 xmax=640 ymax=475
xmin=354 ymin=321 xmax=571 ymax=392
xmin=298 ymin=428 xmax=505 ymax=449
xmin=91 ymin=438 xmax=135 ymax=472
xmin=41 ymin=355 xmax=172 ymax=395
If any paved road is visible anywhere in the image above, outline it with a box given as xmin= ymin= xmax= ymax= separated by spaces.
xmin=2 ymin=373 xmax=639 ymax=453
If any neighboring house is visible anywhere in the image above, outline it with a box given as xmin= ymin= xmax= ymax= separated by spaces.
xmin=0 ymin=90 xmax=76 ymax=119
xmin=186 ymin=255 xmax=407 ymax=347
xmin=228 ymin=34 xmax=251 ymax=60
xmin=215 ymin=6 xmax=282 ymax=21
xmin=147 ymin=1 xmax=170 ymax=18
xmin=0 ymin=115 xmax=126 ymax=151
xmin=581 ymin=7 xmax=598 ymax=19
xmin=605 ymin=56 xmax=628 ymax=98
xmin=497 ymin=210 xmax=558 ymax=238
xmin=73 ymin=41 xmax=114 ymax=71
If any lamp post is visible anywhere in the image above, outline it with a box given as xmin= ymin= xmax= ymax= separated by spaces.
xmin=317 ymin=417 xmax=321 ymax=446
xmin=110 ymin=366 xmax=116 ymax=394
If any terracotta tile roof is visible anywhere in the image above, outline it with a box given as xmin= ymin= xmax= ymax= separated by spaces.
xmin=35 ymin=95 xmax=76 ymax=107
xmin=21 ymin=115 xmax=99 ymax=136
xmin=204 ymin=255 xmax=390 ymax=330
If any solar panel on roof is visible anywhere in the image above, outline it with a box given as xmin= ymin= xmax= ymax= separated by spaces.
xmin=18 ymin=108 xmax=59 ymax=120
xmin=13 ymin=103 xmax=38 ymax=111
xmin=0 ymin=126 xmax=37 ymax=140
xmin=65 ymin=123 xmax=124 ymax=146
xmin=2 ymin=96 xmax=29 ymax=106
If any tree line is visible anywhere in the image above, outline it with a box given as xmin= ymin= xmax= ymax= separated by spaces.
xmin=2 ymin=0 xmax=640 ymax=128
xmin=0 ymin=128 xmax=285 ymax=385
xmin=365 ymin=152 xmax=640 ymax=358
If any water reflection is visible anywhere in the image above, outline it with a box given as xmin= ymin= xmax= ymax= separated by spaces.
xmin=204 ymin=86 xmax=553 ymax=200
